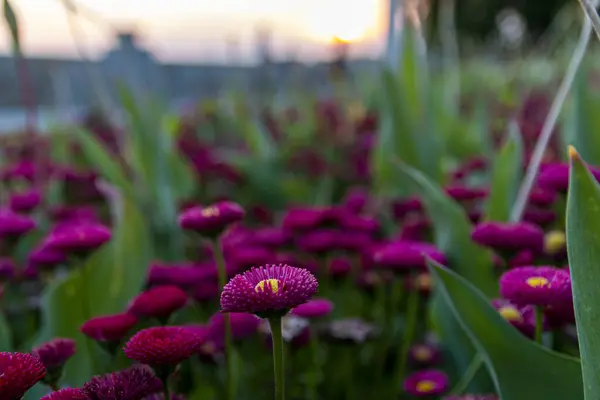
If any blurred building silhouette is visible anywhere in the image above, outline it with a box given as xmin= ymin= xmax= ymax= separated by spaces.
xmin=0 ymin=30 xmax=379 ymax=108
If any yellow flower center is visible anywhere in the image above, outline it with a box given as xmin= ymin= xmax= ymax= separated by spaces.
xmin=415 ymin=380 xmax=437 ymax=393
xmin=416 ymin=273 xmax=432 ymax=291
xmin=412 ymin=346 xmax=432 ymax=362
xmin=544 ymin=231 xmax=566 ymax=254
xmin=201 ymin=207 xmax=220 ymax=217
xmin=526 ymin=276 xmax=549 ymax=288
xmin=255 ymin=279 xmax=280 ymax=294
xmin=498 ymin=306 xmax=523 ymax=323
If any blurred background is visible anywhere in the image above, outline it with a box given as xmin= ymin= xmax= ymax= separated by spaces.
xmin=0 ymin=0 xmax=585 ymax=131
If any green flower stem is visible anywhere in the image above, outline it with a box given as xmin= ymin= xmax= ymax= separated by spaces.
xmin=269 ymin=315 xmax=285 ymax=400
xmin=375 ymin=278 xmax=403 ymax=390
xmin=306 ymin=328 xmax=321 ymax=400
xmin=156 ymin=367 xmax=172 ymax=400
xmin=343 ymin=348 xmax=355 ymax=400
xmin=535 ymin=306 xmax=544 ymax=344
xmin=449 ymin=353 xmax=484 ymax=395
xmin=395 ymin=281 xmax=420 ymax=386
xmin=212 ymin=240 xmax=235 ymax=400
xmin=77 ymin=258 xmax=100 ymax=375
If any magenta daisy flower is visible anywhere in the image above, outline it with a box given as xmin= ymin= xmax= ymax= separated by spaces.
xmin=281 ymin=208 xmax=328 ymax=232
xmin=80 ymin=313 xmax=138 ymax=342
xmin=9 ymin=188 xmax=42 ymax=213
xmin=373 ymin=241 xmax=446 ymax=272
xmin=528 ymin=187 xmax=556 ymax=207
xmin=31 ymin=338 xmax=76 ymax=382
xmin=44 ymin=223 xmax=111 ymax=257
xmin=403 ymin=369 xmax=449 ymax=397
xmin=500 ymin=266 xmax=572 ymax=307
xmin=123 ymin=326 xmax=203 ymax=367
xmin=41 ymin=388 xmax=88 ymax=400
xmin=178 ymin=201 xmax=244 ymax=238
xmin=220 ymin=264 xmax=318 ymax=317
xmin=444 ymin=185 xmax=488 ymax=201
xmin=291 ymin=298 xmax=334 ymax=319
xmin=471 ymin=222 xmax=544 ymax=253
xmin=128 ymin=285 xmax=188 ymax=321
xmin=0 ymin=209 xmax=36 ymax=239
xmin=83 ymin=365 xmax=162 ymax=400
xmin=147 ymin=263 xmax=216 ymax=288
xmin=0 ymin=352 xmax=47 ymax=399
xmin=28 ymin=245 xmax=67 ymax=270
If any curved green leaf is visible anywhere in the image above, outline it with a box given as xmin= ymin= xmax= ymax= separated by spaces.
xmin=87 ymin=194 xmax=152 ymax=315
xmin=430 ymin=293 xmax=495 ymax=393
xmin=396 ymin=162 xmax=496 ymax=296
xmin=566 ymin=146 xmax=600 ymax=398
xmin=485 ymin=121 xmax=523 ymax=222
xmin=429 ymin=261 xmax=584 ymax=400
xmin=3 ymin=0 xmax=19 ymax=53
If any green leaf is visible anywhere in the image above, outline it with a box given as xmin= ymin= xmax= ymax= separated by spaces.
xmin=430 ymin=292 xmax=495 ymax=393
xmin=396 ymin=162 xmax=497 ymax=296
xmin=474 ymin=100 xmax=493 ymax=159
xmin=566 ymin=147 xmax=600 ymax=398
xmin=381 ymin=68 xmax=419 ymax=168
xmin=87 ymin=193 xmax=152 ymax=315
xmin=117 ymin=85 xmax=158 ymax=195
xmin=167 ymin=152 xmax=196 ymax=200
xmin=429 ymin=261 xmax=584 ymax=400
xmin=74 ymin=129 xmax=134 ymax=198
xmin=484 ymin=121 xmax=523 ymax=222
xmin=3 ymin=0 xmax=20 ymax=53
xmin=35 ymin=271 xmax=94 ymax=386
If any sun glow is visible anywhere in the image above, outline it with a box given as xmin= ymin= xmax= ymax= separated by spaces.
xmin=305 ymin=0 xmax=380 ymax=43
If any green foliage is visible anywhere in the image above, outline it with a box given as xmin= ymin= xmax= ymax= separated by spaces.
xmin=396 ymin=162 xmax=497 ymax=296
xmin=372 ymin=26 xmax=443 ymax=197
xmin=31 ymin=195 xmax=152 ymax=388
xmin=430 ymin=261 xmax=584 ymax=400
xmin=563 ymin=69 xmax=600 ymax=165
xmin=73 ymin=87 xmax=195 ymax=260
xmin=566 ymin=147 xmax=600 ymax=399
xmin=484 ymin=122 xmax=524 ymax=221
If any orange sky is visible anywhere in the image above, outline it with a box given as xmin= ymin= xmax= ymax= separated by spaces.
xmin=0 ymin=0 xmax=386 ymax=63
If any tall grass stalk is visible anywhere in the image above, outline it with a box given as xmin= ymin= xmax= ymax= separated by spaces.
xmin=510 ymin=5 xmax=595 ymax=222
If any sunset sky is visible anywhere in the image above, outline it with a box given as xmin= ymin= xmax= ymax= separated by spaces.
xmin=0 ymin=0 xmax=387 ymax=64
